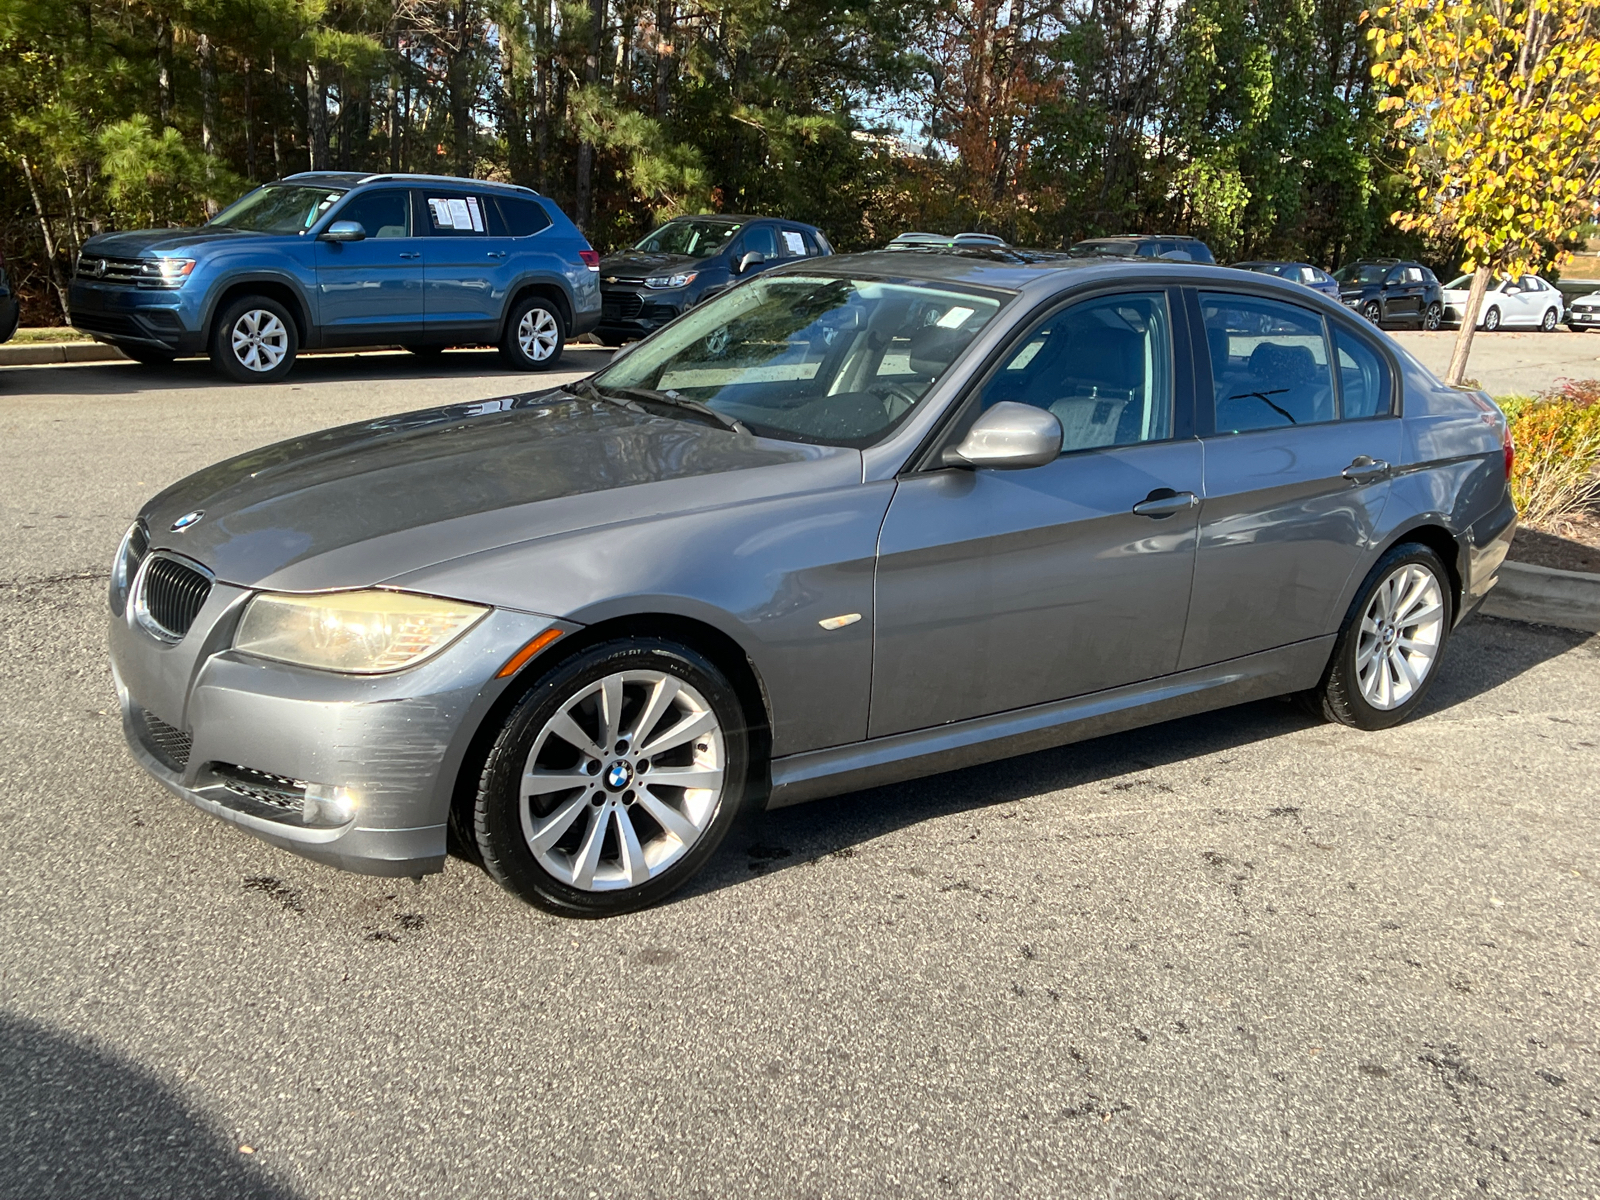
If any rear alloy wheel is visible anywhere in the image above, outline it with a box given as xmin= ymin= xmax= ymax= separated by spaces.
xmin=1482 ymin=305 xmax=1501 ymax=332
xmin=1361 ymin=300 xmax=1383 ymax=325
xmin=210 ymin=295 xmax=297 ymax=383
xmin=1423 ymin=301 xmax=1442 ymax=330
xmin=473 ymin=638 xmax=750 ymax=915
xmin=500 ymin=296 xmax=565 ymax=370
xmin=1306 ymin=543 xmax=1452 ymax=730
xmin=1541 ymin=308 xmax=1559 ymax=332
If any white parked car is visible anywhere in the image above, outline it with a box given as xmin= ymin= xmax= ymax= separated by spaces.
xmin=1441 ymin=273 xmax=1565 ymax=331
xmin=1566 ymin=289 xmax=1600 ymax=332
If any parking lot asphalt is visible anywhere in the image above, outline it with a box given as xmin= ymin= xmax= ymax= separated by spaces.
xmin=1394 ymin=329 xmax=1600 ymax=396
xmin=3 ymin=350 xmax=1599 ymax=1199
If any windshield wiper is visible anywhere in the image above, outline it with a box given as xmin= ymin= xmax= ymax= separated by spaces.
xmin=596 ymin=384 xmax=750 ymax=435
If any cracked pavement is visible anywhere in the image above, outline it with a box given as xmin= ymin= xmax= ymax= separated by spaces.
xmin=2 ymin=352 xmax=1598 ymax=1199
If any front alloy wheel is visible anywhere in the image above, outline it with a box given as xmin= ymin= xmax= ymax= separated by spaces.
xmin=1362 ymin=300 xmax=1383 ymax=325
xmin=1423 ymin=301 xmax=1442 ymax=330
xmin=210 ymin=295 xmax=298 ymax=383
xmin=473 ymin=639 xmax=749 ymax=914
xmin=1305 ymin=543 xmax=1452 ymax=730
xmin=1482 ymin=305 xmax=1501 ymax=332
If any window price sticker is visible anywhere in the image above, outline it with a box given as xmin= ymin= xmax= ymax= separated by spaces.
xmin=428 ymin=197 xmax=485 ymax=232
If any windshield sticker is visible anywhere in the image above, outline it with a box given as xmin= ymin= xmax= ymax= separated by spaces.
xmin=465 ymin=196 xmax=484 ymax=232
xmin=936 ymin=306 xmax=976 ymax=329
xmin=782 ymin=230 xmax=806 ymax=256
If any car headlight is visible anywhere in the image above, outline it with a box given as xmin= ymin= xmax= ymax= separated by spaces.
xmin=644 ymin=271 xmax=697 ymax=289
xmin=109 ymin=520 xmax=150 ymax=617
xmin=234 ymin=589 xmax=489 ymax=674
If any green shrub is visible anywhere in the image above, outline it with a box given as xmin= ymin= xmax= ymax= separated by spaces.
xmin=1496 ymin=381 xmax=1600 ymax=527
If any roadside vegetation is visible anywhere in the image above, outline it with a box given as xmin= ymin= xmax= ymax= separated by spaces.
xmin=1500 ymin=380 xmax=1600 ymax=531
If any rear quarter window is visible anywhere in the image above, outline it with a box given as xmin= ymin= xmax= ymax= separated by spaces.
xmin=489 ymin=195 xmax=553 ymax=238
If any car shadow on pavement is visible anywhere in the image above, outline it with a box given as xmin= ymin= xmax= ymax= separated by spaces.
xmin=0 ymin=345 xmax=613 ymax=398
xmin=0 ymin=1010 xmax=300 ymax=1200
xmin=683 ymin=614 xmax=1593 ymax=900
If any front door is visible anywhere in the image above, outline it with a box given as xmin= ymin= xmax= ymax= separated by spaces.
xmin=1181 ymin=290 xmax=1403 ymax=669
xmin=870 ymin=289 xmax=1202 ymax=738
xmin=313 ymin=189 xmax=425 ymax=341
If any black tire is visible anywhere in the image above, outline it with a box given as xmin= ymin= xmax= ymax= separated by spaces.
xmin=1482 ymin=305 xmax=1501 ymax=332
xmin=1361 ymin=300 xmax=1383 ymax=325
xmin=1423 ymin=301 xmax=1442 ymax=330
xmin=499 ymin=295 xmax=566 ymax=370
xmin=1304 ymin=542 xmax=1454 ymax=731
xmin=209 ymin=295 xmax=298 ymax=383
xmin=403 ymin=343 xmax=447 ymax=359
xmin=473 ymin=638 xmax=752 ymax=916
xmin=120 ymin=344 xmax=177 ymax=366
xmin=1541 ymin=308 xmax=1559 ymax=332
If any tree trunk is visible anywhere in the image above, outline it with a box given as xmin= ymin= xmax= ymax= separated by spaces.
xmin=20 ymin=155 xmax=71 ymax=322
xmin=271 ymin=53 xmax=283 ymax=177
xmin=307 ymin=61 xmax=329 ymax=170
xmin=244 ymin=59 xmax=257 ymax=180
xmin=536 ymin=0 xmax=552 ymax=192
xmin=157 ymin=18 xmax=173 ymax=124
xmin=1445 ymin=266 xmax=1492 ymax=386
xmin=198 ymin=33 xmax=219 ymax=214
xmin=654 ymin=0 xmax=672 ymax=118
xmin=576 ymin=0 xmax=604 ymax=233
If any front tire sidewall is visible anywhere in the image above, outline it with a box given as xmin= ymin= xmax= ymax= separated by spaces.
xmin=474 ymin=639 xmax=751 ymax=916
xmin=1423 ymin=303 xmax=1442 ymax=331
xmin=1363 ymin=301 xmax=1383 ymax=325
xmin=209 ymin=296 xmax=298 ymax=383
xmin=1482 ymin=307 xmax=1501 ymax=332
xmin=1314 ymin=543 xmax=1453 ymax=731
xmin=500 ymin=299 xmax=566 ymax=371
xmin=1542 ymin=309 xmax=1558 ymax=332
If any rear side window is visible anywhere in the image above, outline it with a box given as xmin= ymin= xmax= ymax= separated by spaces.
xmin=419 ymin=193 xmax=486 ymax=237
xmin=981 ymin=291 xmax=1174 ymax=452
xmin=778 ymin=229 xmax=812 ymax=257
xmin=1200 ymin=292 xmax=1336 ymax=432
xmin=1334 ymin=329 xmax=1393 ymax=419
xmin=489 ymin=196 xmax=552 ymax=238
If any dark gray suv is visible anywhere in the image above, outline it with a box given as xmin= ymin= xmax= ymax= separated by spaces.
xmin=109 ymin=250 xmax=1515 ymax=915
xmin=69 ymin=172 xmax=601 ymax=382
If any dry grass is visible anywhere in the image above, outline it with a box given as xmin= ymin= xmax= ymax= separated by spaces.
xmin=1498 ymin=381 xmax=1600 ymax=529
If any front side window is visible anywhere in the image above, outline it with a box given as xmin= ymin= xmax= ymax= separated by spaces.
xmin=633 ymin=220 xmax=739 ymax=259
xmin=208 ymin=185 xmax=346 ymax=234
xmin=1334 ymin=328 xmax=1392 ymax=419
xmin=331 ymin=190 xmax=410 ymax=238
xmin=1384 ymin=267 xmax=1406 ymax=287
xmin=981 ymin=292 xmax=1173 ymax=451
xmin=591 ymin=276 xmax=1006 ymax=448
xmin=738 ymin=226 xmax=780 ymax=259
xmin=1201 ymin=292 xmax=1336 ymax=432
xmin=1333 ymin=263 xmax=1388 ymax=285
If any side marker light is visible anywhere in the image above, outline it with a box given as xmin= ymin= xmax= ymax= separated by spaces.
xmin=496 ymin=628 xmax=564 ymax=678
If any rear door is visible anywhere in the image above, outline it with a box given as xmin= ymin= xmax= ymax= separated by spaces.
xmin=870 ymin=287 xmax=1203 ymax=736
xmin=1180 ymin=289 xmax=1402 ymax=669
xmin=312 ymin=188 xmax=425 ymax=342
xmin=415 ymin=190 xmax=510 ymax=340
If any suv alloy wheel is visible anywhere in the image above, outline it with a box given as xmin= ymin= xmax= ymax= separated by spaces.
xmin=210 ymin=294 xmax=298 ymax=383
xmin=501 ymin=296 xmax=566 ymax=370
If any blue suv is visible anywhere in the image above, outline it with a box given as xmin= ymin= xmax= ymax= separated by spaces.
xmin=69 ymin=172 xmax=602 ymax=382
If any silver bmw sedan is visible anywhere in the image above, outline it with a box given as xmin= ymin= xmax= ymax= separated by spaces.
xmin=108 ymin=249 xmax=1517 ymax=915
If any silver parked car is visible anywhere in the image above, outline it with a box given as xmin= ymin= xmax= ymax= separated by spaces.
xmin=109 ymin=252 xmax=1518 ymax=915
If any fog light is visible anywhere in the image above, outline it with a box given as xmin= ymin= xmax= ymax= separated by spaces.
xmin=303 ymin=782 xmax=358 ymax=825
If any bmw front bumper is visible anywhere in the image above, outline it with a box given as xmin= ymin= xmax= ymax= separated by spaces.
xmin=109 ymin=568 xmax=567 ymax=877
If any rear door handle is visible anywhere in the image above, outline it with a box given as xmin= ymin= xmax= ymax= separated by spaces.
xmin=1131 ymin=489 xmax=1199 ymax=518
xmin=399 ymin=252 xmax=422 ymax=259
xmin=487 ymin=251 xmax=506 ymax=259
xmin=1342 ymin=456 xmax=1390 ymax=483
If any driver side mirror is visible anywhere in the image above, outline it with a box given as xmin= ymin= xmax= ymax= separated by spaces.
xmin=1502 ymin=285 xmax=1522 ymax=295
xmin=735 ymin=251 xmax=765 ymax=274
xmin=942 ymin=402 xmax=1063 ymax=470
xmin=319 ymin=220 xmax=366 ymax=242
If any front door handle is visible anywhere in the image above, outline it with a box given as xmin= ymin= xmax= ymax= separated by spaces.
xmin=487 ymin=250 xmax=507 ymax=259
xmin=1131 ymin=488 xmax=1199 ymax=518
xmin=398 ymin=251 xmax=422 ymax=259
xmin=1342 ymin=456 xmax=1391 ymax=483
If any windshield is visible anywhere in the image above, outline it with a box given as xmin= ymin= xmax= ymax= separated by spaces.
xmin=591 ymin=275 xmax=1007 ymax=448
xmin=208 ymin=185 xmax=347 ymax=234
xmin=633 ymin=220 xmax=740 ymax=259
xmin=1445 ymin=274 xmax=1504 ymax=291
xmin=1332 ymin=263 xmax=1389 ymax=285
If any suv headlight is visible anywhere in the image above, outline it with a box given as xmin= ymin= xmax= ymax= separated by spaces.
xmin=234 ymin=589 xmax=488 ymax=674
xmin=150 ymin=258 xmax=196 ymax=286
xmin=645 ymin=271 xmax=697 ymax=289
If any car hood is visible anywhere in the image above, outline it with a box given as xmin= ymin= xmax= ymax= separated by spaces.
xmin=81 ymin=226 xmax=264 ymax=258
xmin=599 ymin=251 xmax=705 ymax=280
xmin=139 ymin=392 xmax=860 ymax=595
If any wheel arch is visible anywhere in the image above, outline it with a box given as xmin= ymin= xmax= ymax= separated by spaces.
xmin=447 ymin=609 xmax=775 ymax=859
xmin=1374 ymin=520 xmax=1466 ymax=621
xmin=501 ymin=276 xmax=575 ymax=339
xmin=203 ymin=276 xmax=313 ymax=347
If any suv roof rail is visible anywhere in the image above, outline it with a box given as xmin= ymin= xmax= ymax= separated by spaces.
xmin=356 ymin=173 xmax=540 ymax=194
xmin=888 ymin=231 xmax=1009 ymax=249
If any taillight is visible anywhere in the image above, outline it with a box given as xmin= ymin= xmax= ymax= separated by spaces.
xmin=1503 ymin=422 xmax=1514 ymax=478
xmin=579 ymin=249 xmax=600 ymax=272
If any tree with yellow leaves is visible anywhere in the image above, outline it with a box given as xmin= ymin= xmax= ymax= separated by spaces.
xmin=1367 ymin=0 xmax=1600 ymax=385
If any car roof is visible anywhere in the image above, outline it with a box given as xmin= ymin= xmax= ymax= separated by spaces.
xmin=657 ymin=214 xmax=816 ymax=228
xmin=778 ymin=247 xmax=1280 ymax=293
xmin=1076 ymin=234 xmax=1204 ymax=243
xmin=277 ymin=171 xmax=542 ymax=196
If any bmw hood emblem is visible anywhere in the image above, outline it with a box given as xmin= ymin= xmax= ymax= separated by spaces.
xmin=170 ymin=509 xmax=205 ymax=532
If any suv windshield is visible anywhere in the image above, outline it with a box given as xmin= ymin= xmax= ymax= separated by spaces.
xmin=208 ymin=185 xmax=347 ymax=234
xmin=1333 ymin=263 xmax=1390 ymax=285
xmin=592 ymin=275 xmax=1007 ymax=448
xmin=633 ymin=220 xmax=740 ymax=259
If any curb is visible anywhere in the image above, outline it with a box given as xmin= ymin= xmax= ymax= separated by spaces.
xmin=0 ymin=342 xmax=128 ymax=366
xmin=1479 ymin=560 xmax=1600 ymax=633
